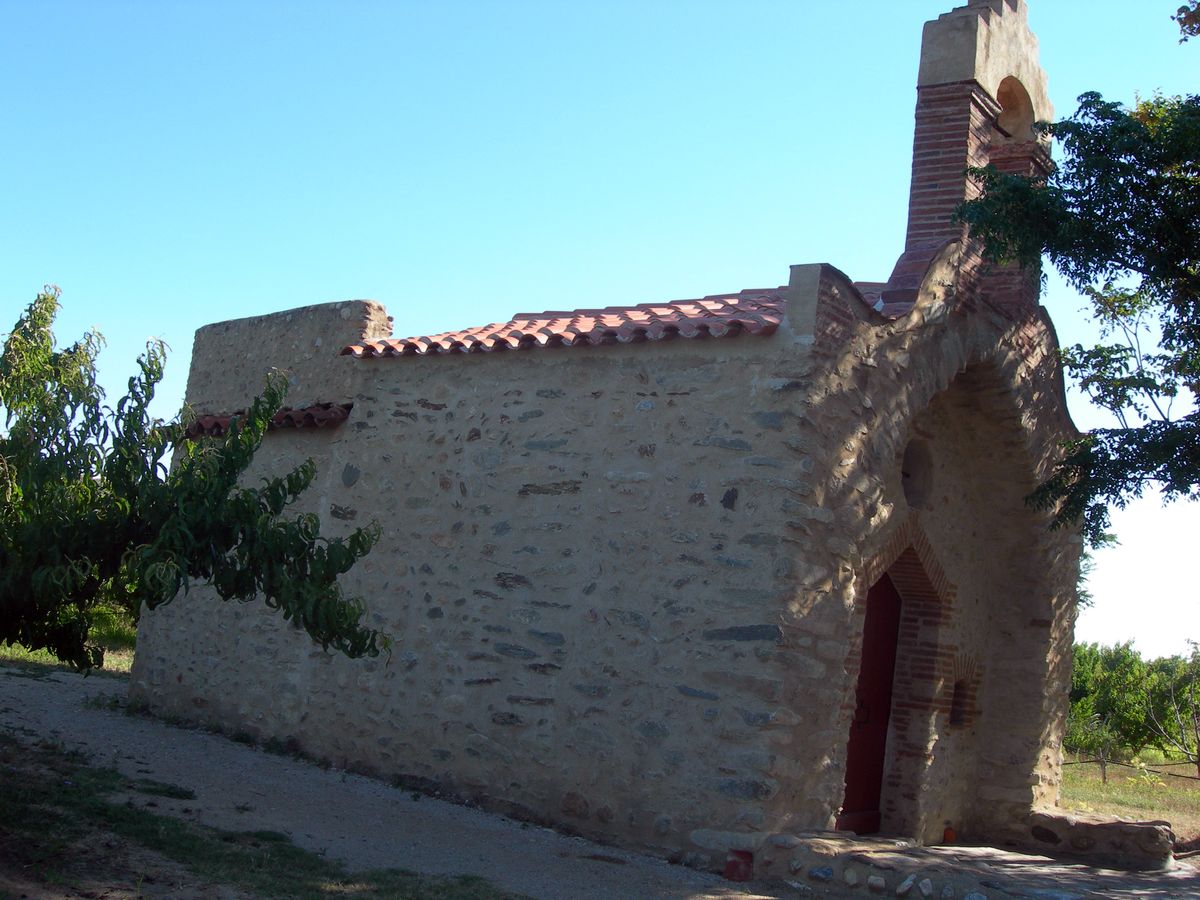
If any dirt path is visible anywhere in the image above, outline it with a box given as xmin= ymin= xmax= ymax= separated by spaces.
xmin=0 ymin=666 xmax=782 ymax=900
xmin=9 ymin=665 xmax=1200 ymax=900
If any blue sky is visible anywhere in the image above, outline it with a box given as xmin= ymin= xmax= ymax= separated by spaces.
xmin=2 ymin=1 xmax=1195 ymax=656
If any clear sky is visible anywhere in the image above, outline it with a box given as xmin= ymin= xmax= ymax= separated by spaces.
xmin=2 ymin=1 xmax=1195 ymax=657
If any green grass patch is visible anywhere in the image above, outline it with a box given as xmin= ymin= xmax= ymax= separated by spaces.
xmin=0 ymin=733 xmax=521 ymax=898
xmin=89 ymin=604 xmax=138 ymax=651
xmin=1061 ymin=758 xmax=1200 ymax=839
xmin=0 ymin=603 xmax=137 ymax=675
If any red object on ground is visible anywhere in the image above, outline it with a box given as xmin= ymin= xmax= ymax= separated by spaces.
xmin=723 ymin=850 xmax=754 ymax=882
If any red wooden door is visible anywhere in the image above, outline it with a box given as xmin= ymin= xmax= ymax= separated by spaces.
xmin=837 ymin=573 xmax=903 ymax=834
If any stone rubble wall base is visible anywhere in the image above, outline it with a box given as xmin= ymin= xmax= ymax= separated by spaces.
xmin=1027 ymin=810 xmax=1175 ymax=871
xmin=748 ymin=832 xmax=992 ymax=897
xmin=739 ymin=827 xmax=1177 ymax=896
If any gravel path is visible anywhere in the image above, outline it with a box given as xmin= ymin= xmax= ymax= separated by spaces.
xmin=0 ymin=665 xmax=783 ymax=900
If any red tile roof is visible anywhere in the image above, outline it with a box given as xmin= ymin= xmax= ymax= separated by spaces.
xmin=341 ymin=288 xmax=786 ymax=358
xmin=184 ymin=403 xmax=353 ymax=439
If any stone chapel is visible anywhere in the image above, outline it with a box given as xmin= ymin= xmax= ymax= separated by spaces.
xmin=132 ymin=0 xmax=1087 ymax=873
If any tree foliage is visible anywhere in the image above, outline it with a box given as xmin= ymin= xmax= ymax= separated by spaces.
xmin=1065 ymin=709 xmax=1121 ymax=783
xmin=1176 ymin=2 xmax=1200 ymax=40
xmin=0 ymin=289 xmax=385 ymax=669
xmin=1069 ymin=642 xmax=1153 ymax=753
xmin=957 ymin=88 xmax=1200 ymax=545
xmin=1067 ymin=641 xmax=1200 ymax=775
xmin=1145 ymin=644 xmax=1200 ymax=776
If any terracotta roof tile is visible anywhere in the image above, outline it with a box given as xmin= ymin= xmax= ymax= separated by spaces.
xmin=341 ymin=288 xmax=787 ymax=358
xmin=184 ymin=403 xmax=353 ymax=439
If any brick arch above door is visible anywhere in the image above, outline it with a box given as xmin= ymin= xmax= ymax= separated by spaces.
xmin=843 ymin=514 xmax=968 ymax=838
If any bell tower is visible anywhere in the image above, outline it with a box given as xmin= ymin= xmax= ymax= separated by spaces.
xmin=883 ymin=0 xmax=1053 ymax=318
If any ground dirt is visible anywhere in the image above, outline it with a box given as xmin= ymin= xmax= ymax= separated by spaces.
xmin=0 ymin=664 xmax=781 ymax=900
xmin=0 ymin=830 xmax=244 ymax=900
xmin=6 ymin=663 xmax=1200 ymax=900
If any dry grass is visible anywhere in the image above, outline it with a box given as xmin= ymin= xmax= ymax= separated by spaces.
xmin=1060 ymin=758 xmax=1200 ymax=840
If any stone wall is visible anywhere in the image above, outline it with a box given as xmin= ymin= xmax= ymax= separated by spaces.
xmin=136 ymin=270 xmax=851 ymax=860
xmin=181 ymin=299 xmax=392 ymax=415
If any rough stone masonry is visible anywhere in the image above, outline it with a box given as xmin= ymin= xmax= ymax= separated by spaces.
xmin=133 ymin=0 xmax=1155 ymax=880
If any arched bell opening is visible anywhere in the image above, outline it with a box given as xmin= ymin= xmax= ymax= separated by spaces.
xmin=996 ymin=75 xmax=1036 ymax=142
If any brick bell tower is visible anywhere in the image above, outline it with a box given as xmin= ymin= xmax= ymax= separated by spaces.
xmin=882 ymin=0 xmax=1053 ymax=318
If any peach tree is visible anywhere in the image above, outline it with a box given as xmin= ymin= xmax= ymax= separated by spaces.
xmin=0 ymin=288 xmax=383 ymax=669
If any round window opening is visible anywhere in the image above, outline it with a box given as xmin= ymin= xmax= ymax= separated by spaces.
xmin=901 ymin=438 xmax=933 ymax=508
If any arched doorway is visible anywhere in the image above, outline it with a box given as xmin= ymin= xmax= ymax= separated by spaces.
xmin=834 ymin=520 xmax=960 ymax=839
xmin=828 ymin=355 xmax=1077 ymax=843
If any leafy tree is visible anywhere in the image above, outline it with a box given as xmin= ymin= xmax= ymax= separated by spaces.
xmin=1176 ymin=2 xmax=1200 ymax=40
xmin=1067 ymin=641 xmax=1200 ymax=775
xmin=1075 ymin=548 xmax=1096 ymax=608
xmin=1145 ymin=645 xmax=1200 ymax=776
xmin=957 ymin=76 xmax=1198 ymax=545
xmin=1065 ymin=709 xmax=1122 ymax=784
xmin=0 ymin=288 xmax=385 ymax=670
xmin=1068 ymin=642 xmax=1153 ymax=755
